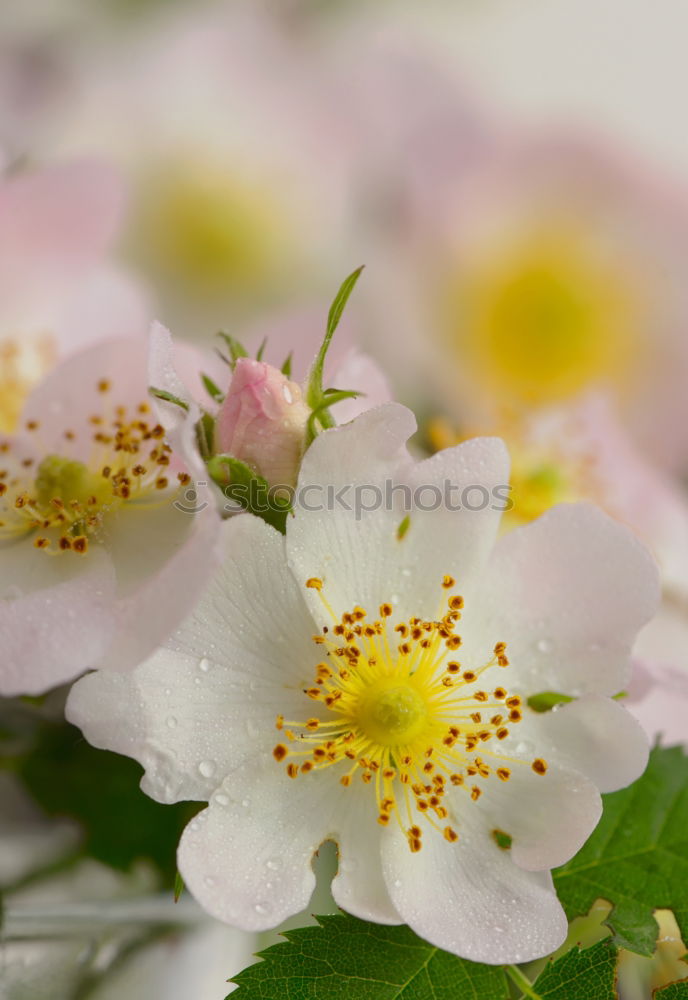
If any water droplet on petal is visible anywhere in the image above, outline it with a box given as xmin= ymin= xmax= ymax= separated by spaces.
xmin=204 ymin=876 xmax=216 ymax=888
xmin=198 ymin=657 xmax=211 ymax=672
xmin=536 ymin=638 xmax=553 ymax=654
xmin=254 ymin=901 xmax=272 ymax=916
xmin=214 ymin=793 xmax=230 ymax=807
xmin=166 ymin=716 xmax=178 ymax=729
xmin=198 ymin=760 xmax=216 ymax=778
xmin=265 ymin=857 xmax=282 ymax=871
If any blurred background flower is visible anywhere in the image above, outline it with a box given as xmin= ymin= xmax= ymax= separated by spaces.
xmin=2 ymin=0 xmax=688 ymax=995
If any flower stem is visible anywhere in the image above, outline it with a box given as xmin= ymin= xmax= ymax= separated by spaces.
xmin=2 ymin=894 xmax=206 ymax=940
xmin=504 ymin=964 xmax=541 ymax=1000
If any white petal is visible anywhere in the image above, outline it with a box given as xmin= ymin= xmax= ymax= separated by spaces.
xmin=382 ymin=803 xmax=567 ymax=964
xmin=476 ymin=763 xmax=602 ymax=871
xmin=330 ymin=790 xmax=401 ymax=925
xmin=1 ymin=548 xmax=117 ymax=696
xmin=519 ymin=696 xmax=649 ymax=793
xmin=178 ymin=757 xmax=333 ymax=931
xmin=289 ymin=403 xmax=509 ymax=625
xmin=461 ymin=503 xmax=660 ymax=697
xmin=69 ymin=514 xmax=317 ymax=803
xmin=94 ymin=484 xmax=221 ymax=672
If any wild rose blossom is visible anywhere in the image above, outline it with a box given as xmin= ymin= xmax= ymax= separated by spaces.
xmin=67 ymin=403 xmax=657 ymax=964
xmin=0 ymin=336 xmax=220 ymax=697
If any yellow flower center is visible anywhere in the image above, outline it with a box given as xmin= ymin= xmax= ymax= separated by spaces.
xmin=0 ymin=380 xmax=189 ymax=555
xmin=274 ymin=577 xmax=547 ymax=853
xmin=130 ymin=159 xmax=286 ymax=300
xmin=447 ymin=226 xmax=643 ymax=407
xmin=0 ymin=335 xmax=57 ymax=433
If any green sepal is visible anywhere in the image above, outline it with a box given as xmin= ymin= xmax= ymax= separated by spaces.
xmin=207 ymin=454 xmax=292 ymax=534
xmin=527 ymin=691 xmax=575 ymax=713
xmin=281 ymin=352 xmax=293 ymax=378
xmin=174 ymin=870 xmax=185 ymax=903
xmin=305 ymin=265 xmax=364 ymax=438
xmin=148 ymin=386 xmax=189 ymax=411
xmin=217 ymin=331 xmax=249 ymax=369
xmin=201 ymin=373 xmax=224 ymax=404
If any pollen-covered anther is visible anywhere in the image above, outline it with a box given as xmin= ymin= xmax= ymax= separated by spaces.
xmin=273 ymin=576 xmax=540 ymax=851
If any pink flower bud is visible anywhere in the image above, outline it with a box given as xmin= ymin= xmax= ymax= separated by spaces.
xmin=214 ymin=358 xmax=310 ymax=487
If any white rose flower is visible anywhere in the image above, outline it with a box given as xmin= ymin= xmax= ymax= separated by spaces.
xmin=67 ymin=403 xmax=658 ymax=964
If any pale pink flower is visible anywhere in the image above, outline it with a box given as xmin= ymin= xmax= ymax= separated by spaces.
xmin=0 ymin=336 xmax=220 ymax=697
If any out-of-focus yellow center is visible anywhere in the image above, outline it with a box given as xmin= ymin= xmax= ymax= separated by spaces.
xmin=131 ymin=160 xmax=284 ymax=298
xmin=506 ymin=459 xmax=574 ymax=528
xmin=451 ymin=229 xmax=641 ymax=406
xmin=0 ymin=336 xmax=57 ymax=433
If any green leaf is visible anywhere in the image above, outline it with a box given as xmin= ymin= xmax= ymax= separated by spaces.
xmin=306 ymin=266 xmax=364 ymax=426
xmin=281 ymin=352 xmax=293 ymax=378
xmin=148 ymin=386 xmax=189 ymax=411
xmin=655 ymin=981 xmax=688 ymax=998
xmin=230 ymin=912 xmax=509 ymax=1000
xmin=16 ymin=719 xmax=201 ymax=885
xmin=524 ymin=941 xmax=618 ymax=999
xmin=201 ymin=373 xmax=224 ymax=404
xmin=526 ymin=691 xmax=574 ymax=713
xmin=553 ymin=745 xmax=688 ymax=956
xmin=207 ymin=454 xmax=292 ymax=534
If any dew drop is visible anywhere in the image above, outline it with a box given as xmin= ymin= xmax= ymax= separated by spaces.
xmin=265 ymin=857 xmax=282 ymax=871
xmin=198 ymin=657 xmax=211 ymax=672
xmin=282 ymin=384 xmax=294 ymax=404
xmin=515 ymin=740 xmax=534 ymax=755
xmin=536 ymin=638 xmax=553 ymax=654
xmin=241 ymin=798 xmax=250 ymax=808
xmin=214 ymin=793 xmax=230 ymax=807
xmin=166 ymin=716 xmax=178 ymax=729
xmin=401 ymin=567 xmax=412 ymax=577
xmin=198 ymin=760 xmax=216 ymax=778
xmin=254 ymin=901 xmax=272 ymax=916
xmin=204 ymin=876 xmax=216 ymax=888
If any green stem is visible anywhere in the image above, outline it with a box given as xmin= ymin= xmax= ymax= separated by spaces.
xmin=504 ymin=964 xmax=541 ymax=1000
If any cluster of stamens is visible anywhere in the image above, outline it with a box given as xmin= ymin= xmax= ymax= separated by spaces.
xmin=273 ymin=575 xmax=547 ymax=853
xmin=0 ymin=379 xmax=189 ymax=555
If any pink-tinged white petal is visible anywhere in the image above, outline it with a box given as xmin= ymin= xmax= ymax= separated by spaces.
xmin=289 ymin=403 xmax=509 ymax=626
xmin=53 ymin=266 xmax=152 ymax=357
xmin=327 ymin=349 xmax=393 ymax=424
xmin=626 ymin=659 xmax=688 ymax=749
xmin=460 ymin=503 xmax=660 ymax=697
xmin=0 ymin=548 xmax=117 ymax=696
xmin=518 ymin=696 xmax=650 ymax=793
xmin=0 ymin=161 xmax=125 ymax=331
xmin=3 ymin=334 xmax=222 ymax=691
xmin=382 ymin=802 xmax=568 ymax=965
